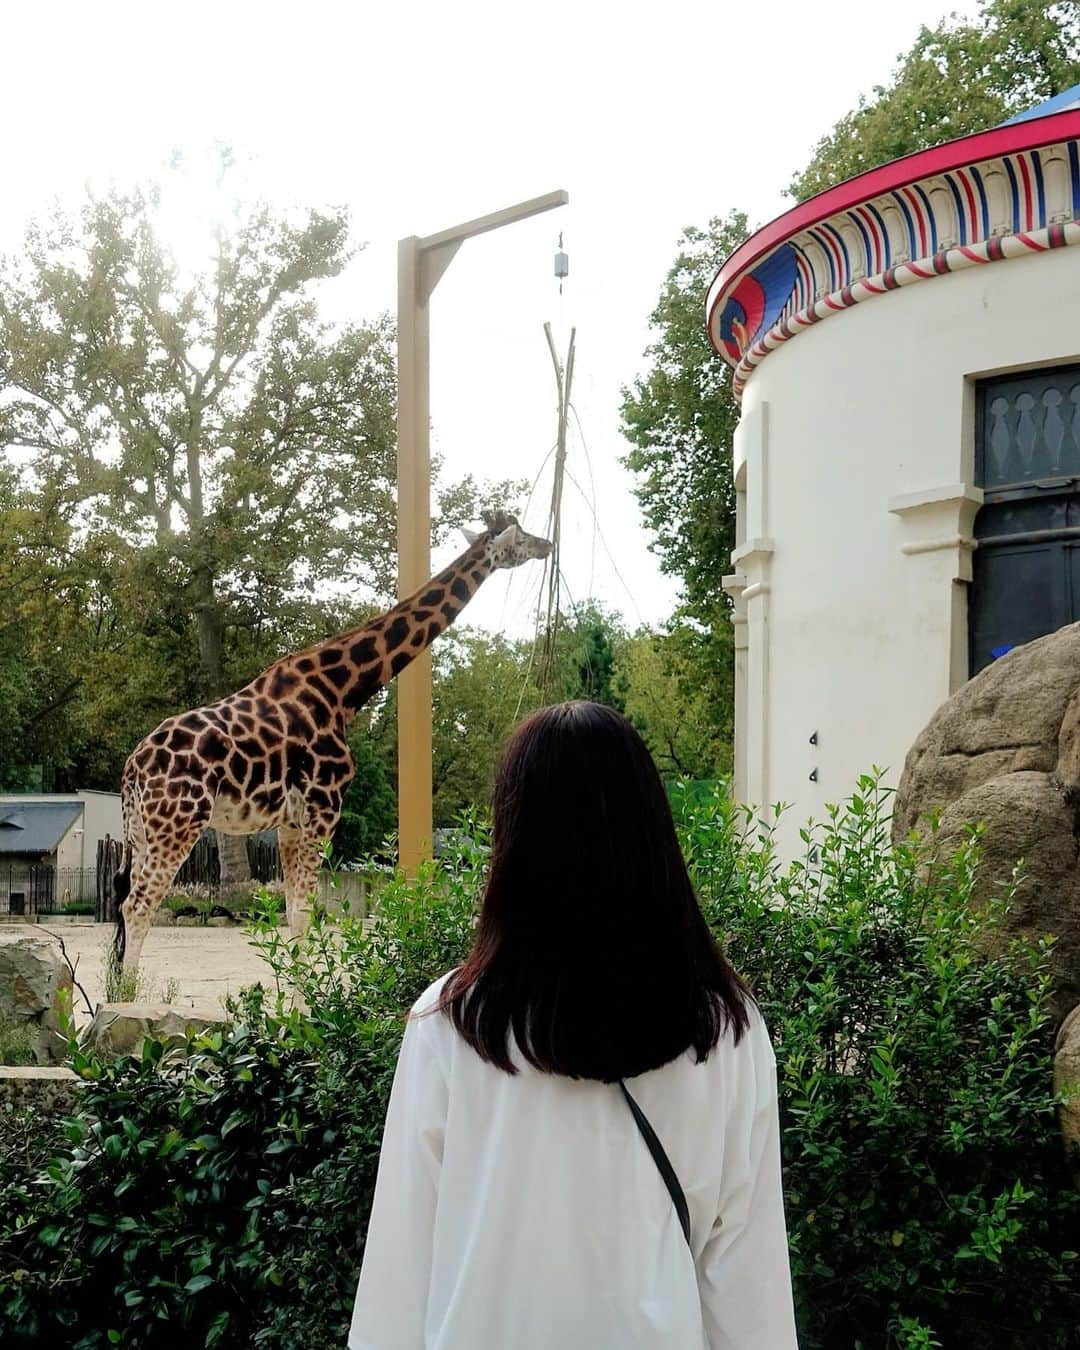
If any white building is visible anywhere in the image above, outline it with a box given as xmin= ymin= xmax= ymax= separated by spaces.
xmin=0 ymin=790 xmax=122 ymax=911
xmin=709 ymin=89 xmax=1080 ymax=853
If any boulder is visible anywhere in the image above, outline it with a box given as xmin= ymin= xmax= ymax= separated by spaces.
xmin=0 ymin=926 xmax=73 ymax=1064
xmin=894 ymin=623 xmax=1080 ymax=1022
xmin=81 ymin=1002 xmax=228 ymax=1059
xmin=1054 ymin=1004 xmax=1080 ymax=1183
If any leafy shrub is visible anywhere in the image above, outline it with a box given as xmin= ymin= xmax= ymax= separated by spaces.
xmin=60 ymin=900 xmax=96 ymax=916
xmin=0 ymin=829 xmax=485 ymax=1348
xmin=1 ymin=791 xmax=1077 ymax=1348
xmin=0 ymin=1016 xmax=34 ymax=1067
xmin=676 ymin=774 xmax=1080 ymax=1349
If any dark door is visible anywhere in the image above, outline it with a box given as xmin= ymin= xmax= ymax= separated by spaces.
xmin=970 ymin=366 xmax=1080 ymax=675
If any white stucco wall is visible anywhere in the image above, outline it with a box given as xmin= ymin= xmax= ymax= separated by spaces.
xmin=731 ymin=245 xmax=1080 ymax=855
xmin=75 ymin=791 xmax=123 ymax=865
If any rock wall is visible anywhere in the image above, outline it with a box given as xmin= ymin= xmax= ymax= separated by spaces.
xmin=894 ymin=623 xmax=1080 ymax=1024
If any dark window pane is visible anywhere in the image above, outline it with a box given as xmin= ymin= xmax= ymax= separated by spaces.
xmin=970 ymin=543 xmax=1065 ymax=675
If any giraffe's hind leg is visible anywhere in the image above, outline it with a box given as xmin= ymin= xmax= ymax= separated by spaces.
xmin=280 ymin=800 xmax=341 ymax=935
xmin=120 ymin=797 xmax=212 ymax=977
xmin=279 ymin=822 xmax=323 ymax=936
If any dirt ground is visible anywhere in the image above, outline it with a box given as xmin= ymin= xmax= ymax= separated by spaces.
xmin=37 ymin=922 xmax=279 ymax=1027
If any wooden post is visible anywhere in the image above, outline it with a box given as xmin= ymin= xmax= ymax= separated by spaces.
xmin=396 ymin=235 xmax=434 ymax=875
xmin=395 ymin=191 xmax=569 ymax=874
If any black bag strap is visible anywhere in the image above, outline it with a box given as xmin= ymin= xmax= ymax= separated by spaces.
xmin=618 ymin=1080 xmax=691 ymax=1247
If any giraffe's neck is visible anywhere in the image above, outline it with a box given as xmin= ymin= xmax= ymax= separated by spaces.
xmin=327 ymin=540 xmax=496 ymax=719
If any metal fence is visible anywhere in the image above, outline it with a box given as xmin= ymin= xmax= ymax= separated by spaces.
xmin=0 ymin=832 xmax=285 ymax=922
xmin=0 ymin=864 xmax=97 ymax=917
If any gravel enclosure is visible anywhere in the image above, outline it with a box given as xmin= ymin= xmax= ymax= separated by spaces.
xmin=35 ymin=922 xmax=277 ymax=1028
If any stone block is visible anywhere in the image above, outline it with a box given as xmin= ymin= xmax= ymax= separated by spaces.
xmin=0 ymin=926 xmax=73 ymax=1065
xmin=81 ymin=1002 xmax=229 ymax=1059
xmin=0 ymin=1065 xmax=85 ymax=1113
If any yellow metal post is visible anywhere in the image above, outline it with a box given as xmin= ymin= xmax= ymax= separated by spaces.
xmin=395 ymin=191 xmax=569 ymax=874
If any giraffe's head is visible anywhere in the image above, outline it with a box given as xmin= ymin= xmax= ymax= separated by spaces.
xmin=464 ymin=511 xmax=552 ymax=569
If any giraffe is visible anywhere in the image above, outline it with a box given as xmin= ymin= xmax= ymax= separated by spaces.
xmin=113 ymin=511 xmax=551 ymax=974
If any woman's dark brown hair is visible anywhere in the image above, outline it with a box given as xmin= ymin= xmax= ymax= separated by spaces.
xmin=437 ymin=700 xmax=750 ymax=1081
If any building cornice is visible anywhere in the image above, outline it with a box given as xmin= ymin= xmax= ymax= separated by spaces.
xmin=707 ymin=109 xmax=1080 ymax=399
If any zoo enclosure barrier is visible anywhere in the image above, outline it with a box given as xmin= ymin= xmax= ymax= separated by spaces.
xmin=0 ymin=864 xmax=97 ymax=917
xmin=95 ymin=831 xmax=283 ymax=923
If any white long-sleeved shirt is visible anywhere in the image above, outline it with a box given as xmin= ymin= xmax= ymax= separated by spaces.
xmin=349 ymin=974 xmax=798 ymax=1350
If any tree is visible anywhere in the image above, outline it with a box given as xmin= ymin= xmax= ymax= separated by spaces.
xmin=0 ymin=188 xmax=398 ymax=706
xmin=618 ymin=622 xmax=734 ymax=780
xmin=620 ymin=215 xmax=748 ymax=775
xmin=552 ymin=603 xmax=626 ymax=710
xmin=791 ymin=0 xmax=1080 ymax=201
xmin=621 ymin=212 xmax=748 ymax=622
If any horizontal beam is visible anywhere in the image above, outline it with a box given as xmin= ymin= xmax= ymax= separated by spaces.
xmin=418 ymin=189 xmax=569 ymax=252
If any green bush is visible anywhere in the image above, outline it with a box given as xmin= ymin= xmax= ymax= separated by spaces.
xmin=675 ymin=773 xmax=1080 ymax=1349
xmin=0 ymin=829 xmax=486 ymax=1349
xmin=0 ymin=790 xmax=1077 ymax=1348
xmin=60 ymin=900 xmax=96 ymax=916
xmin=0 ymin=1017 xmax=34 ymax=1067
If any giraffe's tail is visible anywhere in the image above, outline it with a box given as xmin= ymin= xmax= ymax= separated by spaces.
xmin=113 ymin=771 xmax=137 ymax=963
xmin=113 ymin=844 xmax=132 ymax=963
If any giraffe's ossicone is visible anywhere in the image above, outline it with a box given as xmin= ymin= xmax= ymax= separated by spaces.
xmin=114 ymin=513 xmax=551 ymax=974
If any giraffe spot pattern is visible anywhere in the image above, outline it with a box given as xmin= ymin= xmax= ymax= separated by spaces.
xmin=451 ymin=577 xmax=470 ymax=603
xmin=312 ymin=734 xmax=344 ymax=758
xmin=270 ymin=668 xmax=299 ymax=698
xmin=421 ymin=589 xmax=444 ymax=606
xmin=344 ymin=669 xmax=380 ymax=711
xmin=390 ymin=652 xmax=411 ymax=676
xmin=349 ymin=636 xmax=378 ymax=665
xmin=286 ymin=743 xmax=315 ymax=784
xmin=199 ymin=731 xmax=230 ymax=762
xmin=298 ymin=690 xmax=333 ymax=729
xmin=384 ymin=616 xmax=410 ymax=650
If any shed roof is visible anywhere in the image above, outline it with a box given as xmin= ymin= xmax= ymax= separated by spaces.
xmin=0 ymin=801 xmax=82 ymax=855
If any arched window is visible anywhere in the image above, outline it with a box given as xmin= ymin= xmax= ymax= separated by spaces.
xmin=970 ymin=365 xmax=1080 ymax=674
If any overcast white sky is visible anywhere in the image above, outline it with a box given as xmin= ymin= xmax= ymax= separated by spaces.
xmin=1 ymin=0 xmax=980 ymax=637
